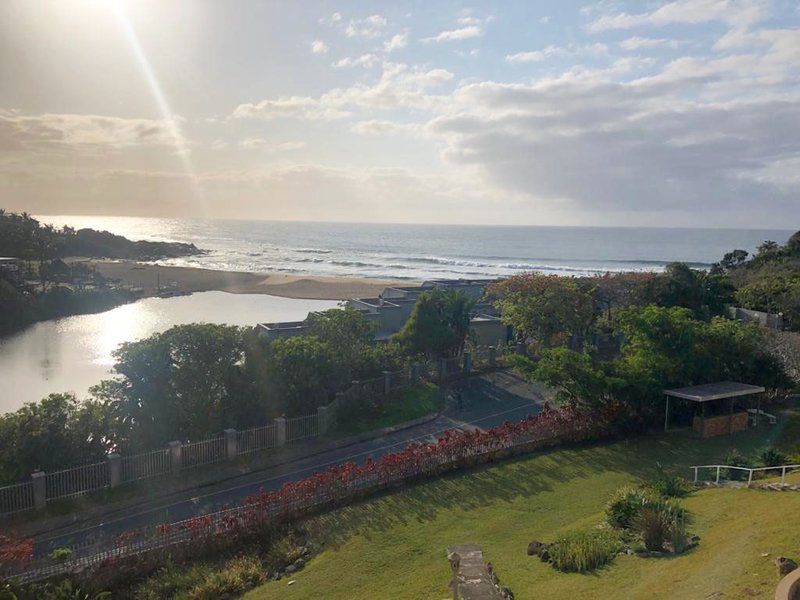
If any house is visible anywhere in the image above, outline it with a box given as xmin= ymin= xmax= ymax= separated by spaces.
xmin=255 ymin=278 xmax=510 ymax=345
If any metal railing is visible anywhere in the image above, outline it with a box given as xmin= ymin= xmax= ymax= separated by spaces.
xmin=236 ymin=424 xmax=277 ymax=456
xmin=286 ymin=414 xmax=319 ymax=442
xmin=46 ymin=462 xmax=109 ymax=501
xmin=0 ymin=481 xmax=34 ymax=515
xmin=691 ymin=463 xmax=800 ymax=486
xmin=120 ymin=449 xmax=171 ymax=484
xmin=181 ymin=437 xmax=226 ymax=470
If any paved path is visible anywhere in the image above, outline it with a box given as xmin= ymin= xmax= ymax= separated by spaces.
xmin=34 ymin=372 xmax=543 ymax=556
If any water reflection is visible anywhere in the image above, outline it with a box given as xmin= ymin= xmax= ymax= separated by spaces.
xmin=0 ymin=292 xmax=338 ymax=413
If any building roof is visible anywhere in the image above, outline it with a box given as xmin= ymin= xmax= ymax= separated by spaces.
xmin=663 ymin=382 xmax=765 ymax=402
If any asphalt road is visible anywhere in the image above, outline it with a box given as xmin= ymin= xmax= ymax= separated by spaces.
xmin=34 ymin=372 xmax=543 ymax=557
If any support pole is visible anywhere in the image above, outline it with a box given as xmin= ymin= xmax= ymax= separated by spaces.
xmin=664 ymin=396 xmax=670 ymax=432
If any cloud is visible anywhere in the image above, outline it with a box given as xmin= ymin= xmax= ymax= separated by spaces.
xmin=334 ymin=54 xmax=380 ymax=69
xmin=240 ymin=138 xmax=306 ymax=151
xmin=0 ymin=112 xmax=178 ymax=151
xmin=384 ymin=32 xmax=409 ymax=52
xmin=619 ymin=36 xmax=681 ymax=50
xmin=233 ymin=62 xmax=454 ymax=120
xmin=423 ymin=26 xmax=482 ymax=43
xmin=352 ymin=119 xmax=421 ymax=135
xmin=311 ymin=40 xmax=329 ymax=54
xmin=539 ymin=16 xmax=551 ymax=24
xmin=345 ymin=14 xmax=387 ymax=38
xmin=505 ymin=43 xmax=609 ymax=63
xmin=587 ymin=0 xmax=768 ymax=33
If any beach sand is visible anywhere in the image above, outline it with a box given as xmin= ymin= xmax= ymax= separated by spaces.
xmin=72 ymin=259 xmax=415 ymax=300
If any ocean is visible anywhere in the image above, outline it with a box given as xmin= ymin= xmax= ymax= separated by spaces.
xmin=37 ymin=216 xmax=795 ymax=280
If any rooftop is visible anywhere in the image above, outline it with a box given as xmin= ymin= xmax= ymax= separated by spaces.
xmin=663 ymin=382 xmax=766 ymax=402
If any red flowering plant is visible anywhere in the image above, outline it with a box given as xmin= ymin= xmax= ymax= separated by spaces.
xmin=0 ymin=532 xmax=34 ymax=572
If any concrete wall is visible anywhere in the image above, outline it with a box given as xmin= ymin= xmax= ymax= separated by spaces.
xmin=471 ymin=316 xmax=508 ymax=347
xmin=728 ymin=306 xmax=784 ymax=330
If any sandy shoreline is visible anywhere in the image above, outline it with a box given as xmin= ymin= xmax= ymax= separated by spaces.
xmin=71 ymin=259 xmax=416 ymax=301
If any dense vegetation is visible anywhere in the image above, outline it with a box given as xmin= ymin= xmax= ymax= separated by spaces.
xmin=713 ymin=230 xmax=800 ymax=330
xmin=0 ymin=210 xmax=200 ymax=263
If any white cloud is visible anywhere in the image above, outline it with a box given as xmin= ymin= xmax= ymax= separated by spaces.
xmin=232 ymin=96 xmax=350 ymax=120
xmin=311 ymin=40 xmax=329 ymax=54
xmin=423 ymin=25 xmax=482 ymax=43
xmin=240 ymin=138 xmax=306 ymax=151
xmin=334 ymin=54 xmax=380 ymax=69
xmin=0 ymin=112 xmax=179 ymax=151
xmin=619 ymin=36 xmax=681 ymax=50
xmin=539 ymin=16 xmax=551 ymax=24
xmin=345 ymin=14 xmax=387 ymax=38
xmin=506 ymin=43 xmax=609 ymax=63
xmin=384 ymin=32 xmax=409 ymax=52
xmin=587 ymin=0 xmax=768 ymax=33
xmin=352 ymin=119 xmax=421 ymax=135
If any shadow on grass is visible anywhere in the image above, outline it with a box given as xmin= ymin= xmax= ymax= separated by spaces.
xmin=307 ymin=422 xmax=777 ymax=551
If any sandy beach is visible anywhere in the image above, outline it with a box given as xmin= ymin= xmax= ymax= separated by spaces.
xmin=72 ymin=259 xmax=415 ymax=300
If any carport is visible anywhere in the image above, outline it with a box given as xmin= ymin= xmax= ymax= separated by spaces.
xmin=663 ymin=382 xmax=765 ymax=437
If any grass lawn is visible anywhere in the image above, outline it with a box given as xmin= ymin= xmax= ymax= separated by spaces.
xmin=246 ymin=418 xmax=798 ymax=600
xmin=334 ymin=383 xmax=443 ymax=437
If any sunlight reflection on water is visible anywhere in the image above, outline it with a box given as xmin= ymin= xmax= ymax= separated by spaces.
xmin=0 ymin=292 xmax=338 ymax=413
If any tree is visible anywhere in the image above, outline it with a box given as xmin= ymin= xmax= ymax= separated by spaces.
xmin=305 ymin=306 xmax=377 ymax=377
xmin=263 ymin=336 xmax=348 ymax=416
xmin=92 ymin=324 xmax=248 ymax=448
xmin=0 ymin=393 xmax=111 ymax=483
xmin=487 ymin=273 xmax=594 ymax=348
xmin=394 ymin=289 xmax=476 ymax=358
xmin=529 ymin=348 xmax=617 ymax=411
xmin=713 ymin=249 xmax=749 ymax=274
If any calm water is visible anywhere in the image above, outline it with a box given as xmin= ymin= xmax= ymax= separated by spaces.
xmin=0 ymin=292 xmax=338 ymax=413
xmin=39 ymin=216 xmax=794 ymax=280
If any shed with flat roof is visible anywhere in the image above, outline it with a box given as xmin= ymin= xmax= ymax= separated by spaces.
xmin=663 ymin=381 xmax=765 ymax=437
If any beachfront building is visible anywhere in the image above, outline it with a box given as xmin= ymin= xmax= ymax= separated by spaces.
xmin=255 ymin=278 xmax=510 ymax=345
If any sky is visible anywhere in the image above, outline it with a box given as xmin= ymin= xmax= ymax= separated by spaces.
xmin=0 ymin=0 xmax=798 ymax=228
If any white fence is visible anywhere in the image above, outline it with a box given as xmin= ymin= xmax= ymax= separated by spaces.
xmin=0 ymin=349 xmax=501 ymax=518
xmin=691 ymin=463 xmax=800 ymax=485
xmin=236 ymin=424 xmax=277 ymax=456
xmin=120 ymin=449 xmax=172 ymax=484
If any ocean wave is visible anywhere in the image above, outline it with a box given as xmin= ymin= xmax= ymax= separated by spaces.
xmin=293 ymin=248 xmax=333 ymax=255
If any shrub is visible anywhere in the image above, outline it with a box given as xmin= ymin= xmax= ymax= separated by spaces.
xmin=648 ymin=463 xmax=693 ymax=498
xmin=633 ymin=501 xmax=688 ymax=553
xmin=758 ymin=447 xmax=788 ymax=468
xmin=547 ymin=529 xmax=621 ymax=573
xmin=722 ymin=449 xmax=751 ymax=481
xmin=606 ymin=487 xmax=659 ymax=529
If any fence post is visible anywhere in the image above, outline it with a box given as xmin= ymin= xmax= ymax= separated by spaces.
xmin=463 ymin=352 xmax=472 ymax=375
xmin=747 ymin=469 xmax=753 ymax=486
xmin=317 ymin=405 xmax=331 ymax=434
xmin=715 ymin=466 xmax=721 ymax=484
xmin=383 ymin=371 xmax=392 ymax=395
xmin=438 ymin=358 xmax=447 ymax=382
xmin=488 ymin=346 xmax=496 ymax=368
xmin=410 ymin=362 xmax=420 ymax=384
xmin=168 ymin=441 xmax=182 ymax=475
xmin=223 ymin=429 xmax=238 ymax=461
xmin=692 ymin=467 xmax=698 ymax=483
xmin=275 ymin=417 xmax=287 ymax=446
xmin=108 ymin=453 xmax=121 ymax=487
xmin=781 ymin=466 xmax=786 ymax=484
xmin=31 ymin=471 xmax=46 ymax=510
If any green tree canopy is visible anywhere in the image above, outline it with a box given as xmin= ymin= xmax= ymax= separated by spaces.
xmin=394 ymin=289 xmax=475 ymax=358
xmin=487 ymin=273 xmax=594 ymax=348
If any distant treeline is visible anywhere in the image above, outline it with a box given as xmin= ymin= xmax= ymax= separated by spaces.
xmin=0 ymin=209 xmax=201 ymax=262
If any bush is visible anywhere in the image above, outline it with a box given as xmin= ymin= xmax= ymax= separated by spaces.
xmin=722 ymin=449 xmax=751 ymax=481
xmin=547 ymin=529 xmax=621 ymax=573
xmin=633 ymin=501 xmax=688 ymax=553
xmin=606 ymin=487 xmax=659 ymax=529
xmin=648 ymin=463 xmax=693 ymax=498
xmin=758 ymin=447 xmax=788 ymax=467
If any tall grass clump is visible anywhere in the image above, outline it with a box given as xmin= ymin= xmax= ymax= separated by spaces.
xmin=648 ymin=463 xmax=693 ymax=498
xmin=547 ymin=529 xmax=621 ymax=573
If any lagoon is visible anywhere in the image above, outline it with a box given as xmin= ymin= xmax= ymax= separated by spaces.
xmin=0 ymin=292 xmax=338 ymax=413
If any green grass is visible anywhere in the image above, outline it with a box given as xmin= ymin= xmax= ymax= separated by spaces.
xmin=245 ymin=421 xmax=798 ymax=600
xmin=334 ymin=383 xmax=443 ymax=437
